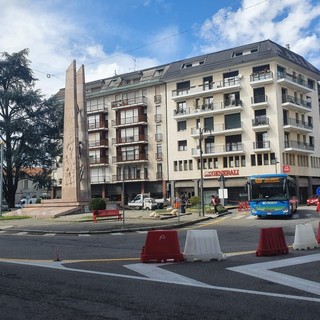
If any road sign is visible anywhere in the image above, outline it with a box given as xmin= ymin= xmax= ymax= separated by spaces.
xmin=316 ymin=187 xmax=320 ymax=196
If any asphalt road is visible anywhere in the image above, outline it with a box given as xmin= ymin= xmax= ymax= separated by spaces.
xmin=0 ymin=206 xmax=319 ymax=319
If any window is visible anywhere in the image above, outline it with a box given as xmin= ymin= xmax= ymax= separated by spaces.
xmin=177 ymin=101 xmax=187 ymax=114
xmin=204 ymin=117 xmax=214 ymax=130
xmin=178 ymin=140 xmax=187 ymax=151
xmin=177 ymin=121 xmax=187 ymax=131
xmin=225 ymin=113 xmax=241 ymax=129
xmin=251 ymin=154 xmax=256 ymax=166
xmin=253 ymin=87 xmax=265 ymax=103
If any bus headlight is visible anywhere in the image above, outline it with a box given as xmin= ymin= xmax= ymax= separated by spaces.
xmin=251 ymin=208 xmax=257 ymax=214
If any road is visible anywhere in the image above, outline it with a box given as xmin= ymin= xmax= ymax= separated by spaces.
xmin=0 ymin=206 xmax=319 ymax=319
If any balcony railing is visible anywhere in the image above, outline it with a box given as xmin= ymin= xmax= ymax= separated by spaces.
xmin=283 ymin=118 xmax=313 ymax=130
xmin=172 ymin=76 xmax=240 ymax=98
xmin=174 ymin=100 xmax=242 ymax=116
xmin=156 ymin=152 xmax=163 ymax=160
xmin=112 ymin=134 xmax=148 ymax=144
xmin=250 ymin=70 xmax=273 ymax=82
xmin=87 ymin=103 xmax=108 ymax=113
xmin=253 ymin=140 xmax=270 ymax=149
xmin=111 ymin=114 xmax=147 ymax=126
xmin=111 ymin=96 xmax=147 ymax=109
xmin=277 ymin=71 xmax=313 ymax=92
xmin=112 ymin=172 xmax=149 ymax=182
xmin=89 ymin=156 xmax=109 ymax=165
xmin=112 ymin=153 xmax=148 ymax=163
xmin=281 ymin=94 xmax=311 ymax=109
xmin=284 ymin=140 xmax=314 ymax=151
xmin=252 ymin=116 xmax=269 ymax=126
xmin=88 ymin=121 xmax=108 ymax=130
xmin=191 ymin=142 xmax=244 ymax=155
xmin=88 ymin=139 xmax=108 ymax=148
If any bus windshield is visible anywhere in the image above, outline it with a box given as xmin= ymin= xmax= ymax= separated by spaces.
xmin=250 ymin=176 xmax=288 ymax=201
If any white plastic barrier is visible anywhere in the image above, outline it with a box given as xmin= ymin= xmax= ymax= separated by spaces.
xmin=183 ymin=230 xmax=226 ymax=262
xmin=292 ymin=223 xmax=318 ymax=250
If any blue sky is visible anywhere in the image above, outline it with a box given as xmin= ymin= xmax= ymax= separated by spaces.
xmin=1 ymin=0 xmax=320 ymax=96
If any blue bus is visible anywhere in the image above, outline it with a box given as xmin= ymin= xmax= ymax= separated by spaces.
xmin=247 ymin=174 xmax=298 ymax=218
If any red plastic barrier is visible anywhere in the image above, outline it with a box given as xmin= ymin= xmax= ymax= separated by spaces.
xmin=316 ymin=202 xmax=320 ymax=213
xmin=238 ymin=201 xmax=250 ymax=211
xmin=256 ymin=227 xmax=289 ymax=256
xmin=141 ymin=230 xmax=184 ymax=263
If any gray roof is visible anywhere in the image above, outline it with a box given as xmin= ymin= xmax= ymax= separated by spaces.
xmin=161 ymin=39 xmax=320 ymax=81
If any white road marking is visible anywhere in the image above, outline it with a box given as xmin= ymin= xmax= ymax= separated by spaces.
xmin=111 ymin=233 xmax=124 ymax=236
xmin=16 ymin=232 xmax=28 ymax=236
xmin=0 ymin=225 xmax=13 ymax=229
xmin=43 ymin=233 xmax=56 ymax=236
xmin=228 ymin=253 xmax=320 ymax=296
xmin=0 ymin=257 xmax=320 ymax=303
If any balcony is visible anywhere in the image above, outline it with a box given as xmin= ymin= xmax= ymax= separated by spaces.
xmin=281 ymin=94 xmax=312 ymax=113
xmin=112 ymin=172 xmax=149 ymax=182
xmin=111 ymin=96 xmax=147 ymax=110
xmin=173 ymin=100 xmax=243 ymax=120
xmin=253 ymin=140 xmax=271 ymax=152
xmin=112 ymin=153 xmax=149 ymax=164
xmin=89 ymin=156 xmax=109 ymax=165
xmin=87 ymin=103 xmax=108 ymax=114
xmin=252 ymin=116 xmax=270 ymax=131
xmin=112 ymin=114 xmax=148 ymax=127
xmin=112 ymin=134 xmax=148 ymax=145
xmin=284 ymin=140 xmax=314 ymax=153
xmin=88 ymin=121 xmax=108 ymax=131
xmin=191 ymin=123 xmax=243 ymax=137
xmin=277 ymin=72 xmax=313 ymax=93
xmin=88 ymin=139 xmax=109 ymax=148
xmin=251 ymin=95 xmax=269 ymax=109
xmin=171 ymin=77 xmax=241 ymax=101
xmin=191 ymin=142 xmax=244 ymax=157
xmin=250 ymin=71 xmax=274 ymax=87
xmin=283 ymin=118 xmax=313 ymax=133
xmin=91 ymin=175 xmax=109 ymax=184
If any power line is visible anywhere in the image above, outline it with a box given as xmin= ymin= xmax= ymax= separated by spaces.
xmin=34 ymin=0 xmax=269 ymax=78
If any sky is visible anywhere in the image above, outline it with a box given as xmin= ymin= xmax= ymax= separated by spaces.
xmin=1 ymin=0 xmax=320 ymax=97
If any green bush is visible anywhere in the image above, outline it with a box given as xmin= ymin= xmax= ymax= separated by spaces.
xmin=189 ymin=196 xmax=200 ymax=207
xmin=89 ymin=198 xmax=106 ymax=211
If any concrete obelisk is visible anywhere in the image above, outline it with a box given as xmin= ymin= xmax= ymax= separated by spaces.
xmin=61 ymin=60 xmax=91 ymax=203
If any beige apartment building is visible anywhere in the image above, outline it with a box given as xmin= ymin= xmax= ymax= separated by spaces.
xmin=53 ymin=40 xmax=320 ymax=205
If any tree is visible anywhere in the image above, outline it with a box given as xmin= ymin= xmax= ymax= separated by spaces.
xmin=0 ymin=49 xmax=63 ymax=207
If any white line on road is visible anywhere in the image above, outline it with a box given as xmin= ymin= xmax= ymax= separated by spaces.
xmin=0 ymin=257 xmax=320 ymax=303
xmin=228 ymin=253 xmax=320 ymax=296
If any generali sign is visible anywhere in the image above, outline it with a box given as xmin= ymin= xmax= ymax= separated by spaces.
xmin=204 ymin=169 xmax=239 ymax=178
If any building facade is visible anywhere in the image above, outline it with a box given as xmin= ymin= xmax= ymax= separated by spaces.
xmin=53 ymin=40 xmax=320 ymax=205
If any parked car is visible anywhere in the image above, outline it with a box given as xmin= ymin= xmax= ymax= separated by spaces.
xmin=306 ymin=195 xmax=319 ymax=206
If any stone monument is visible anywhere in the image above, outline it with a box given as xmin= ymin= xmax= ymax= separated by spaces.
xmin=16 ymin=61 xmax=91 ymax=217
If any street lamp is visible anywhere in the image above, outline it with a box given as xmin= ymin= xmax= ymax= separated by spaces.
xmin=275 ymin=158 xmax=280 ymax=174
xmin=199 ymin=128 xmax=205 ymax=217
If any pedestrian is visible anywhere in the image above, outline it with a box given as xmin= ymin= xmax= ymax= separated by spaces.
xmin=214 ymin=195 xmax=220 ymax=214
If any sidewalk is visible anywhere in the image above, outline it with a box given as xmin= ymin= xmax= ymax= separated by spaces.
xmin=0 ymin=208 xmax=234 ymax=235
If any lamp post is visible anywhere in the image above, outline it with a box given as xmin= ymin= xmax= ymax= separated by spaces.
xmin=275 ymin=158 xmax=279 ymax=174
xmin=199 ymin=128 xmax=205 ymax=217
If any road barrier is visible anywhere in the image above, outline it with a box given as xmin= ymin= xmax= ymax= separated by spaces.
xmin=183 ymin=230 xmax=226 ymax=262
xmin=256 ymin=227 xmax=288 ymax=256
xmin=140 ymin=230 xmax=184 ymax=263
xmin=293 ymin=223 xmax=318 ymax=250
xmin=237 ymin=201 xmax=250 ymax=211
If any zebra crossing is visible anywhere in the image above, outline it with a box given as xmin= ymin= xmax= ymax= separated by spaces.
xmin=0 ymin=212 xmax=313 ymax=237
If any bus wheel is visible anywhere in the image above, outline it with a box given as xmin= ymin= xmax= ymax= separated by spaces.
xmin=257 ymin=215 xmax=262 ymax=219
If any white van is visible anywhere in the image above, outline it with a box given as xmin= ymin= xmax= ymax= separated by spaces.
xmin=15 ymin=198 xmax=38 ymax=208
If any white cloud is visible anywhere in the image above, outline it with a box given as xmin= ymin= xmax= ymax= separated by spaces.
xmin=198 ymin=0 xmax=320 ymax=68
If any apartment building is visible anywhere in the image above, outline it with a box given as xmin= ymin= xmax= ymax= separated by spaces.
xmin=53 ymin=40 xmax=320 ymax=204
